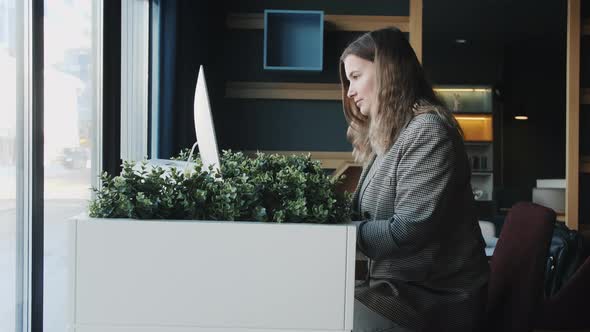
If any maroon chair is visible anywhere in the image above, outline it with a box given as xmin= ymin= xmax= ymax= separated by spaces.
xmin=535 ymin=256 xmax=590 ymax=330
xmin=484 ymin=202 xmax=556 ymax=332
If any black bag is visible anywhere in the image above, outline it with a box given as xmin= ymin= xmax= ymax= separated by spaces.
xmin=544 ymin=222 xmax=587 ymax=298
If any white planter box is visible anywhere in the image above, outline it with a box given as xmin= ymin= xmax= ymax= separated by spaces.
xmin=68 ymin=215 xmax=357 ymax=332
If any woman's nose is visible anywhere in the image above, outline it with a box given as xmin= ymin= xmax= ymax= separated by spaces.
xmin=347 ymin=86 xmax=356 ymax=98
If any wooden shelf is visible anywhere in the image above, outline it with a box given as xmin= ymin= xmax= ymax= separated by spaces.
xmin=227 ymin=13 xmax=409 ymax=32
xmin=582 ymin=88 xmax=590 ymax=105
xmin=226 ymin=82 xmax=499 ymax=106
xmin=465 ymin=141 xmax=493 ymax=145
xmin=326 ymin=15 xmax=409 ymax=32
xmin=226 ymin=82 xmax=341 ymax=100
xmin=472 ymin=171 xmax=493 ymax=176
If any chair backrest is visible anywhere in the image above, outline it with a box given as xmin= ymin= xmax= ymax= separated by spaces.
xmin=484 ymin=202 xmax=555 ymax=332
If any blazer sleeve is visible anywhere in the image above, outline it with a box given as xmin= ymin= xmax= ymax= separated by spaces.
xmin=357 ymin=118 xmax=458 ymax=259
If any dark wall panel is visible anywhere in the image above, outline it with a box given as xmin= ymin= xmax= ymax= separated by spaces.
xmin=582 ymin=105 xmax=590 ymax=156
xmin=161 ymin=1 xmax=412 ymax=156
xmin=207 ymin=1 xmax=411 ymax=153
xmin=497 ymin=38 xmax=566 ymax=207
xmin=217 ymin=100 xmax=350 ymax=151
xmin=582 ymin=36 xmax=590 ymax=88
xmin=581 ymin=4 xmax=589 ymax=225
xmin=580 ymin=174 xmax=590 ymax=225
xmin=221 ymin=30 xmax=365 ymax=83
xmin=422 ymin=41 xmax=503 ymax=85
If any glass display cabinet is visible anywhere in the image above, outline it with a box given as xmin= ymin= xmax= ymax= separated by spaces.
xmin=434 ymin=85 xmax=494 ymax=202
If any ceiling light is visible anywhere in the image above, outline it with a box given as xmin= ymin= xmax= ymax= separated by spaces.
xmin=455 ymin=39 xmax=467 ymax=44
xmin=514 ymin=104 xmax=529 ymax=120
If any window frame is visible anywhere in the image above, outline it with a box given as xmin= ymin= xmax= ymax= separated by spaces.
xmin=14 ymin=0 xmax=43 ymax=331
xmin=11 ymin=0 xmax=104 ymax=330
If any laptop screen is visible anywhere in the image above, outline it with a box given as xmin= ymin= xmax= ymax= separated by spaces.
xmin=194 ymin=65 xmax=221 ymax=175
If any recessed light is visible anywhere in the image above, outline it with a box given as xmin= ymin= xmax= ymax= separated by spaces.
xmin=514 ymin=115 xmax=529 ymax=120
xmin=455 ymin=39 xmax=467 ymax=44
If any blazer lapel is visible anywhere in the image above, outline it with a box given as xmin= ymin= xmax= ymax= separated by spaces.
xmin=351 ymin=153 xmax=377 ymax=212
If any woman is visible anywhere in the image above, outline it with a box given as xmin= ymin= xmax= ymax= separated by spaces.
xmin=340 ymin=27 xmax=489 ymax=332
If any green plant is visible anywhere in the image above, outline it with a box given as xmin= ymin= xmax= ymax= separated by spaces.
xmin=89 ymin=150 xmax=352 ymax=224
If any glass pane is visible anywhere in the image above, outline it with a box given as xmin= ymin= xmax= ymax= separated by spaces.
xmin=0 ymin=0 xmax=18 ymax=330
xmin=434 ymin=86 xmax=493 ymax=113
xmin=44 ymin=0 xmax=96 ymax=331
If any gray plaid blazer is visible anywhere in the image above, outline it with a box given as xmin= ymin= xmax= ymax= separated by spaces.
xmin=352 ymin=110 xmax=489 ymax=331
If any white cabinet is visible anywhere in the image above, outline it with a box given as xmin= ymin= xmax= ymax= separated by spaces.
xmin=68 ymin=215 xmax=357 ymax=332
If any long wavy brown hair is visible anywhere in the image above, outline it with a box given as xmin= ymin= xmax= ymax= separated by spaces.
xmin=339 ymin=27 xmax=462 ymax=164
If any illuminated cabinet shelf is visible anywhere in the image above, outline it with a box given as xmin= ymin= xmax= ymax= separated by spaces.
xmin=436 ymin=86 xmax=495 ymax=202
xmin=454 ymin=114 xmax=493 ymax=142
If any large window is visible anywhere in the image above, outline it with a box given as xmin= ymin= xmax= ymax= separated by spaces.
xmin=0 ymin=1 xmax=102 ymax=330
xmin=0 ymin=0 xmax=19 ymax=330
xmin=43 ymin=0 xmax=101 ymax=331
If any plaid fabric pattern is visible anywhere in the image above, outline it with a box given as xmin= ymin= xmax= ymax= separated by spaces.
xmin=352 ymin=110 xmax=489 ymax=331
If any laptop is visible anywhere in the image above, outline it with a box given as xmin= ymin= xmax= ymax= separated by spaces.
xmin=140 ymin=65 xmax=221 ymax=177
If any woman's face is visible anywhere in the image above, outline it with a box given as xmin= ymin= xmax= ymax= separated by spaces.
xmin=343 ymin=54 xmax=377 ymax=117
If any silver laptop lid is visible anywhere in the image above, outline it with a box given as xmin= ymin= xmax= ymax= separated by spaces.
xmin=194 ymin=65 xmax=221 ymax=175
